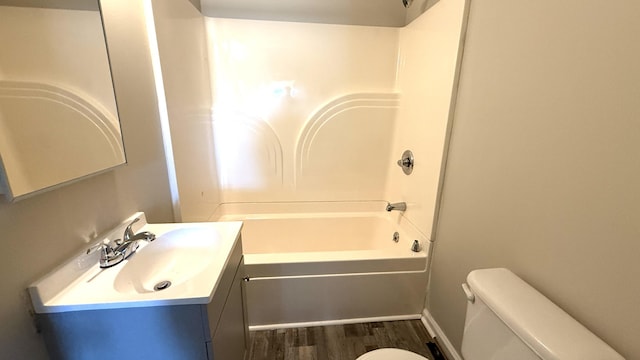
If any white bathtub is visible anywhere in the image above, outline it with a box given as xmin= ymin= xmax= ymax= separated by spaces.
xmin=211 ymin=202 xmax=429 ymax=329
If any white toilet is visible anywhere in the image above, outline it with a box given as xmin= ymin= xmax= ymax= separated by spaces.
xmin=356 ymin=348 xmax=426 ymax=360
xmin=357 ymin=268 xmax=624 ymax=360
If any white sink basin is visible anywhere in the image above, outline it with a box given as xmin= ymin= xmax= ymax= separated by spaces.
xmin=28 ymin=213 xmax=243 ymax=314
xmin=113 ymin=226 xmax=220 ymax=294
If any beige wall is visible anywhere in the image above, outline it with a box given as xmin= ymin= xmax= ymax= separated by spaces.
xmin=0 ymin=0 xmax=174 ymax=358
xmin=187 ymin=0 xmax=201 ymax=11
xmin=428 ymin=0 xmax=640 ymax=358
xmin=151 ymin=0 xmax=220 ymax=221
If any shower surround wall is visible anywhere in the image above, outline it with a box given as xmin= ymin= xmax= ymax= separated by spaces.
xmin=385 ymin=0 xmax=467 ymax=240
xmin=150 ymin=0 xmax=221 ymax=221
xmin=152 ymin=0 xmax=467 ymax=329
xmin=157 ymin=1 xmax=467 ymax=237
xmin=202 ymin=18 xmax=400 ymax=211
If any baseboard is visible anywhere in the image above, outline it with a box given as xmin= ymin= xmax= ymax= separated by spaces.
xmin=421 ymin=309 xmax=463 ymax=360
xmin=248 ymin=313 xmax=422 ymax=331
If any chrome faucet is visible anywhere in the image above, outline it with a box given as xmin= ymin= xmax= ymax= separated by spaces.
xmin=86 ymin=241 xmax=123 ymax=268
xmin=121 ymin=218 xmax=156 ymax=243
xmin=386 ymin=202 xmax=407 ymax=212
xmin=87 ymin=218 xmax=155 ymax=268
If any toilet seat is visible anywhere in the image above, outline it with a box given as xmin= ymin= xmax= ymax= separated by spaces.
xmin=356 ymin=348 xmax=428 ymax=360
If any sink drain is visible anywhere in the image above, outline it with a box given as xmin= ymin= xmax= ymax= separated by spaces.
xmin=154 ymin=280 xmax=172 ymax=291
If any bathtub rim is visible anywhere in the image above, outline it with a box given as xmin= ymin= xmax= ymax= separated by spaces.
xmin=245 ymin=251 xmax=426 ymax=277
xmin=209 ymin=201 xmax=431 ymax=249
xmin=211 ymin=200 xmax=431 ymax=275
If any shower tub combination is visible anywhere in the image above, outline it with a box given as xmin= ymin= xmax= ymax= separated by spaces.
xmin=210 ymin=202 xmax=429 ymax=329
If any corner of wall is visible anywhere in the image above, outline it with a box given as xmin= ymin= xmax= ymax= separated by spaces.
xmin=421 ymin=308 xmax=463 ymax=360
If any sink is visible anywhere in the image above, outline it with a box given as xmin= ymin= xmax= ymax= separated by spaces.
xmin=28 ymin=213 xmax=243 ymax=314
xmin=113 ymin=226 xmax=220 ymax=294
xmin=28 ymin=213 xmax=248 ymax=360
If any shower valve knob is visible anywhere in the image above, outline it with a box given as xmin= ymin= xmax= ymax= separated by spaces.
xmin=396 ymin=150 xmax=414 ymax=175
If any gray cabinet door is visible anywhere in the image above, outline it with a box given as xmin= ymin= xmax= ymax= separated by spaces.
xmin=212 ymin=261 xmax=247 ymax=360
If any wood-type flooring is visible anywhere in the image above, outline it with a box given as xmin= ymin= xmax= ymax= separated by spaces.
xmin=246 ymin=320 xmax=434 ymax=360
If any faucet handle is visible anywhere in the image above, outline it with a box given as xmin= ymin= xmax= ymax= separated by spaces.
xmin=123 ymin=218 xmax=140 ymax=241
xmin=86 ymin=240 xmax=113 ymax=255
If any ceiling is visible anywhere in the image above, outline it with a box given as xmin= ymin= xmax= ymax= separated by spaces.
xmin=0 ymin=0 xmax=98 ymax=11
xmin=199 ymin=0 xmax=410 ymax=27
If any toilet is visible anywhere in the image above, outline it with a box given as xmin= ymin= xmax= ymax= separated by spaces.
xmin=357 ymin=268 xmax=624 ymax=360
xmin=356 ymin=348 xmax=426 ymax=360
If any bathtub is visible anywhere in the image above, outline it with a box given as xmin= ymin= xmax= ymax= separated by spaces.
xmin=210 ymin=202 xmax=429 ymax=330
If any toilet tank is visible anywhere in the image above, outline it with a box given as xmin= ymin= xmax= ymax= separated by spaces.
xmin=461 ymin=268 xmax=624 ymax=360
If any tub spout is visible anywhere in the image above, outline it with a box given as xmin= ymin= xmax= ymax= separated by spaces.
xmin=386 ymin=202 xmax=407 ymax=212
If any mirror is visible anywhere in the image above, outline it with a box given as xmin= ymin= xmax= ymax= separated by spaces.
xmin=0 ymin=0 xmax=125 ymax=201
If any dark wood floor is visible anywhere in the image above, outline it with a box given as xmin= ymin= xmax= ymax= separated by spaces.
xmin=246 ymin=320 xmax=434 ymax=360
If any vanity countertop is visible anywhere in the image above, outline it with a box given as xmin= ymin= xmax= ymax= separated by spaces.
xmin=28 ymin=213 xmax=243 ymax=314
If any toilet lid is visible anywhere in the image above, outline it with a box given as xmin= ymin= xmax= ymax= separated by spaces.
xmin=356 ymin=348 xmax=428 ymax=360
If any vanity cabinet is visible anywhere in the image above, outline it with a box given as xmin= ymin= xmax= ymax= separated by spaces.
xmin=38 ymin=237 xmax=247 ymax=360
xmin=205 ymin=236 xmax=249 ymax=360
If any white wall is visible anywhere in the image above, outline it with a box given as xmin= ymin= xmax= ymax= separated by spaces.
xmin=202 ymin=18 xmax=399 ymax=208
xmin=151 ymin=0 xmax=221 ymax=221
xmin=428 ymin=0 xmax=640 ymax=357
xmin=405 ymin=0 xmax=441 ymax=24
xmin=386 ymin=0 xmax=467 ymax=239
xmin=171 ymin=2 xmax=466 ymax=230
xmin=0 ymin=0 xmax=174 ymax=358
